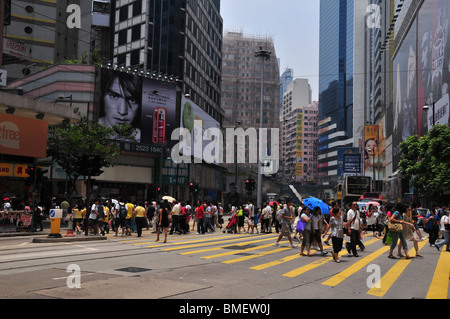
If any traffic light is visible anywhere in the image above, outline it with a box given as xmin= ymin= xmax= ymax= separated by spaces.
xmin=26 ymin=165 xmax=35 ymax=183
xmin=36 ymin=168 xmax=48 ymax=184
xmin=77 ymin=155 xmax=104 ymax=176
xmin=250 ymin=178 xmax=255 ymax=191
xmin=189 ymin=182 xmax=194 ymax=193
xmin=193 ymin=184 xmax=199 ymax=194
xmin=245 ymin=178 xmax=251 ymax=192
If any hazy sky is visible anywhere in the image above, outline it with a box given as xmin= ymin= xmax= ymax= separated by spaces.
xmin=220 ymin=0 xmax=321 ymax=101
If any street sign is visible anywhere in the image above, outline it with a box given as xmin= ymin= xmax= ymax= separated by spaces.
xmin=50 ymin=209 xmax=62 ymax=219
xmin=48 ymin=209 xmax=63 ymax=238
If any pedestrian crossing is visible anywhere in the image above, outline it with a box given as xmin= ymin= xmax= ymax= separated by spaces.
xmin=116 ymin=231 xmax=449 ymax=299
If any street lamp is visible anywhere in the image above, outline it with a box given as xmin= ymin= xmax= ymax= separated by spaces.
xmin=255 ymin=48 xmax=271 ymax=209
xmin=368 ymin=147 xmax=376 ymax=192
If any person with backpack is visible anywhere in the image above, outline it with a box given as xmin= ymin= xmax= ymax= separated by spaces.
xmin=114 ymin=198 xmax=128 ymax=237
xmin=274 ymin=199 xmax=298 ymax=249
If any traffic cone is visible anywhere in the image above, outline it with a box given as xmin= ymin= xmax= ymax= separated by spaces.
xmin=65 ymin=219 xmax=75 ymax=237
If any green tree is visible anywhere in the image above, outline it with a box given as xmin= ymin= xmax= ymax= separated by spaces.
xmin=399 ymin=125 xmax=450 ymax=203
xmin=47 ymin=115 xmax=136 ymax=198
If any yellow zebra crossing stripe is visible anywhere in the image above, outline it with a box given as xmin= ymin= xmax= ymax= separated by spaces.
xmin=163 ymin=234 xmax=276 ymax=252
xmin=283 ymin=238 xmax=380 ymax=278
xmin=222 ymin=247 xmax=292 ymax=264
xmin=322 ymin=245 xmax=390 ymax=287
xmin=367 ymin=239 xmax=428 ymax=297
xmin=201 ymin=243 xmax=276 ymax=259
xmin=178 ymin=235 xmax=277 ymax=255
xmin=426 ymin=248 xmax=450 ymax=299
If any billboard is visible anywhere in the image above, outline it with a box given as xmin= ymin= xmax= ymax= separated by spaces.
xmin=418 ymin=0 xmax=450 ymax=135
xmin=99 ymin=68 xmax=177 ymax=147
xmin=338 ymin=147 xmax=361 ymax=177
xmin=392 ymin=18 xmax=417 ymax=171
xmin=178 ymin=96 xmax=221 ymax=162
xmin=0 ymin=114 xmax=48 ymax=158
xmin=296 ymin=110 xmax=303 ymax=177
xmin=364 ymin=125 xmax=379 ymax=178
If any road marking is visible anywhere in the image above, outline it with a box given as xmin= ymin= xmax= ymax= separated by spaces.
xmin=322 ymin=244 xmax=390 ymax=287
xmin=129 ymin=234 xmax=249 ymax=245
xmin=178 ymin=236 xmax=275 ymax=255
xmin=283 ymin=238 xmax=380 ymax=278
xmin=201 ymin=243 xmax=275 ymax=259
xmin=222 ymin=247 xmax=292 ymax=264
xmin=251 ymin=254 xmax=301 ymax=270
xmin=162 ymin=235 xmax=276 ymax=252
xmin=426 ymin=247 xmax=450 ymax=299
xmin=367 ymin=239 xmax=428 ymax=297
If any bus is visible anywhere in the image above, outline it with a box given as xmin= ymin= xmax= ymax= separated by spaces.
xmin=343 ymin=176 xmax=372 ymax=205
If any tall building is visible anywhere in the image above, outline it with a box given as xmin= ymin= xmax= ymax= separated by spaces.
xmin=221 ymin=31 xmax=280 ymax=203
xmin=110 ymin=0 xmax=223 ymax=123
xmin=221 ymin=31 xmax=280 ymax=129
xmin=280 ymin=67 xmax=294 ymax=105
xmin=375 ymin=0 xmax=450 ymax=203
xmin=281 ymin=78 xmax=312 ymax=118
xmin=1 ymin=0 xmax=99 ymax=82
xmin=281 ymin=97 xmax=318 ymax=185
xmin=317 ymin=0 xmax=368 ymax=195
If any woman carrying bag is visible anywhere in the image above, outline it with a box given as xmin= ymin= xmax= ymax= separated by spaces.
xmin=387 ymin=205 xmax=414 ymax=259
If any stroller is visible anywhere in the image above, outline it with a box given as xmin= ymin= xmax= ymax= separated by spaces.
xmin=223 ymin=213 xmax=237 ymax=233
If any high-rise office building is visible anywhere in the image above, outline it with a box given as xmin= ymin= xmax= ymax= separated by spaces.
xmin=110 ymin=0 xmax=223 ymax=122
xmin=280 ymin=67 xmax=294 ymax=105
xmin=317 ymin=0 xmax=368 ymax=192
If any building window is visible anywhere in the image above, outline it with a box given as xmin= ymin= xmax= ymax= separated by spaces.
xmin=130 ymin=49 xmax=140 ymax=66
xmin=118 ymin=29 xmax=127 ymax=45
xmin=132 ymin=24 xmax=142 ymax=42
xmin=119 ymin=5 xmax=128 ymax=22
xmin=133 ymin=0 xmax=142 ymax=17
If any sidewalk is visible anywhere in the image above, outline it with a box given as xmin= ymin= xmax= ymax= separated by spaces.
xmin=0 ymin=219 xmax=107 ymax=243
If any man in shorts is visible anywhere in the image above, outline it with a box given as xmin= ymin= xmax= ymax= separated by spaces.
xmin=274 ymin=199 xmax=298 ymax=248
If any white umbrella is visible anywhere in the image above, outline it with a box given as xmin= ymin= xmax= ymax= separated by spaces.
xmin=162 ymin=196 xmax=177 ymax=203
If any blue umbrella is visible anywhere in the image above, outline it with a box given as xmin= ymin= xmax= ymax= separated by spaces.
xmin=302 ymin=197 xmax=330 ymax=215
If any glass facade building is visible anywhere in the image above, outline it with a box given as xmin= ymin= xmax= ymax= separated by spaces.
xmin=318 ymin=0 xmax=355 ymax=184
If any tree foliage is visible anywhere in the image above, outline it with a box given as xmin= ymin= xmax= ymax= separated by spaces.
xmin=399 ymin=125 xmax=450 ymax=201
xmin=47 ymin=115 xmax=136 ymax=197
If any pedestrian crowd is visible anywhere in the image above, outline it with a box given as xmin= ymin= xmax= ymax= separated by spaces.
xmin=2 ymin=195 xmax=449 ymax=259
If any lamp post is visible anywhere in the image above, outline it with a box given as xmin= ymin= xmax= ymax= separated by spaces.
xmin=255 ymin=48 xmax=271 ymax=209
xmin=368 ymin=147 xmax=376 ymax=192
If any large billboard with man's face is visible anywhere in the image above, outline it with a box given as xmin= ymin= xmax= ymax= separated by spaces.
xmin=99 ymin=68 xmax=177 ymax=147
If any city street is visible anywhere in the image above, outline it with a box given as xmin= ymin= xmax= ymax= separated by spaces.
xmin=0 ymin=226 xmax=448 ymax=303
